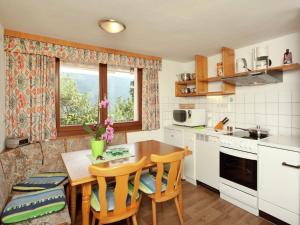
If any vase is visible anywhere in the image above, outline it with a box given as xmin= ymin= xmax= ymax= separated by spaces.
xmin=91 ymin=139 xmax=105 ymax=159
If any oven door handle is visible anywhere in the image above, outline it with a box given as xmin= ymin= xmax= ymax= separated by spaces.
xmin=220 ymin=147 xmax=257 ymax=160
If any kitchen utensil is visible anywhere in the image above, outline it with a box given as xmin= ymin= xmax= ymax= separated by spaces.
xmin=190 ymin=73 xmax=196 ymax=80
xmin=181 ymin=73 xmax=191 ymax=81
xmin=236 ymin=58 xmax=248 ymax=73
xmin=190 ymin=87 xmax=196 ymax=93
xmin=235 ymin=126 xmax=269 ymax=139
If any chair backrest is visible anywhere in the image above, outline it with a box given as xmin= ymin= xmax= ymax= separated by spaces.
xmin=150 ymin=149 xmax=186 ymax=199
xmin=89 ymin=156 xmax=146 ymax=219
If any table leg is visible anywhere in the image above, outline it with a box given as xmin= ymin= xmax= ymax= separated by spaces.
xmin=82 ymin=183 xmax=92 ymax=225
xmin=70 ymin=185 xmax=77 ymax=224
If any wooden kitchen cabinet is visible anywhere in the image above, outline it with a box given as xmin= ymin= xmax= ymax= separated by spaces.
xmin=258 ymin=145 xmax=300 ymax=225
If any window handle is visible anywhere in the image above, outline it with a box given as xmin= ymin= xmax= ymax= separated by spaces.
xmin=282 ymin=162 xmax=300 ymax=169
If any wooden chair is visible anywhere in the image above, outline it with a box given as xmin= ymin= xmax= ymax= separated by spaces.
xmin=139 ymin=150 xmax=186 ymax=225
xmin=88 ymin=156 xmax=146 ymax=225
xmin=69 ymin=131 xmax=128 ymax=224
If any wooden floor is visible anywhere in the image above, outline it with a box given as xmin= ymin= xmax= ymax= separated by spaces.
xmin=75 ymin=181 xmax=273 ymax=225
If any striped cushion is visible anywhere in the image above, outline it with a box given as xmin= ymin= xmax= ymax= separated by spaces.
xmin=91 ymin=182 xmax=140 ymax=212
xmin=138 ymin=171 xmax=168 ymax=194
xmin=1 ymin=187 xmax=66 ymax=225
xmin=13 ymin=173 xmax=68 ymax=192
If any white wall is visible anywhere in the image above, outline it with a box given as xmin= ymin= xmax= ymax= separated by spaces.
xmin=0 ymin=24 xmax=5 ymax=151
xmin=127 ymin=59 xmax=185 ymax=143
xmin=160 ymin=32 xmax=300 ymax=137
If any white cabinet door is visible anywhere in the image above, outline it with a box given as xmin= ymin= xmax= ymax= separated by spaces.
xmin=164 ymin=128 xmax=183 ymax=147
xmin=258 ymin=145 xmax=300 ymax=214
xmin=183 ymin=131 xmax=196 ymax=182
xmin=196 ymin=134 xmax=220 ymax=189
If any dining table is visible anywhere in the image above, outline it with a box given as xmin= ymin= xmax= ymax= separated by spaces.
xmin=61 ymin=140 xmax=191 ymax=225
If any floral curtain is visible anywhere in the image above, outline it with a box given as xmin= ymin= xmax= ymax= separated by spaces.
xmin=4 ymin=36 xmax=162 ymax=70
xmin=5 ymin=52 xmax=56 ymax=142
xmin=142 ymin=68 xmax=160 ymax=130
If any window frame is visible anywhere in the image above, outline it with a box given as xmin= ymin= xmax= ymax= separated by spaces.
xmin=55 ymin=58 xmax=142 ymax=137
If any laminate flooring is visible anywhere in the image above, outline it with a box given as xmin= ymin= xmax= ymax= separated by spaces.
xmin=75 ymin=181 xmax=273 ymax=225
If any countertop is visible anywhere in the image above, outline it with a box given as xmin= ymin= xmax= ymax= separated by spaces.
xmin=164 ymin=124 xmax=227 ymax=136
xmin=165 ymin=125 xmax=300 ymax=152
xmin=258 ymin=136 xmax=300 ymax=153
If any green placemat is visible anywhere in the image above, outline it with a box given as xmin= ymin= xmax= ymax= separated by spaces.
xmin=87 ymin=147 xmax=135 ymax=164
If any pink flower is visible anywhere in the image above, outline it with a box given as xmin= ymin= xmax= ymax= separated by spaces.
xmin=106 ymin=125 xmax=114 ymax=135
xmin=104 ymin=118 xmax=114 ymax=126
xmin=99 ymin=97 xmax=109 ymax=109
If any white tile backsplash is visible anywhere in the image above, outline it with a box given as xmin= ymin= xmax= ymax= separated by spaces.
xmin=279 ymin=115 xmax=291 ymax=127
xmin=278 ymin=102 xmax=292 ymax=115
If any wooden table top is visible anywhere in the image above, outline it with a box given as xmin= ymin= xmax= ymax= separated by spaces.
xmin=61 ymin=140 xmax=190 ymax=186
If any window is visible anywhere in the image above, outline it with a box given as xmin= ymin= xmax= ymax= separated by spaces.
xmin=107 ymin=66 xmax=139 ymax=123
xmin=56 ymin=59 xmax=142 ymax=136
xmin=59 ymin=62 xmax=99 ymax=126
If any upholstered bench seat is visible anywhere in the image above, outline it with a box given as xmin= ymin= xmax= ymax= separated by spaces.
xmin=1 ymin=187 xmax=67 ymax=225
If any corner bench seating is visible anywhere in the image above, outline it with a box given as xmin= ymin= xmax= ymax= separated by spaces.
xmin=0 ymin=132 xmax=127 ymax=225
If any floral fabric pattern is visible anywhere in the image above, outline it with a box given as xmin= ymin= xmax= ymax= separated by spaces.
xmin=5 ymin=52 xmax=56 ymax=142
xmin=142 ymin=69 xmax=160 ymax=130
xmin=4 ymin=36 xmax=162 ymax=70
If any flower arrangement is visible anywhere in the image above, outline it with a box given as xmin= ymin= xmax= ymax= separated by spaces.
xmin=83 ymin=97 xmax=114 ymax=143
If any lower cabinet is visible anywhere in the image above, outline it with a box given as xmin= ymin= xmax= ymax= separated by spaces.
xmin=183 ymin=131 xmax=196 ymax=184
xmin=258 ymin=145 xmax=300 ymax=225
xmin=164 ymin=127 xmax=196 ymax=185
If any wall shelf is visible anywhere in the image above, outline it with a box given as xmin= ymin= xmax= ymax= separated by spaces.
xmin=175 ymin=80 xmax=196 ymax=85
xmin=175 ymin=47 xmax=236 ymax=97
xmin=226 ymin=63 xmax=300 ymax=78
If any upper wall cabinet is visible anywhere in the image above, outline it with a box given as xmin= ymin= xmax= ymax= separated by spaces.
xmin=175 ymin=47 xmax=236 ymax=97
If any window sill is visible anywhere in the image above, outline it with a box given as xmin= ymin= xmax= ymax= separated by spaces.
xmin=57 ymin=122 xmax=142 ymax=137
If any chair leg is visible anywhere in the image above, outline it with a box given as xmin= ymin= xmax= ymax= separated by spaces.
xmin=175 ymin=197 xmax=184 ymax=225
xmin=127 ymin=217 xmax=131 ymax=225
xmin=92 ymin=215 xmax=96 ymax=225
xmin=151 ymin=200 xmax=157 ymax=225
xmin=132 ymin=215 xmax=138 ymax=225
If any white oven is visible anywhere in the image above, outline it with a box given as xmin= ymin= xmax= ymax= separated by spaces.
xmin=219 ymin=135 xmax=259 ymax=216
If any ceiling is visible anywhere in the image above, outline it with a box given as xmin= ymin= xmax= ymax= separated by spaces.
xmin=0 ymin=0 xmax=299 ymax=62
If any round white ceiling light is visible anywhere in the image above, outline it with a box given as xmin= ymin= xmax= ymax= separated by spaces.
xmin=98 ymin=19 xmax=126 ymax=34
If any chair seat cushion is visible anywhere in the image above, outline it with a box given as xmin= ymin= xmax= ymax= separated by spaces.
xmin=1 ymin=187 xmax=66 ymax=225
xmin=138 ymin=171 xmax=168 ymax=194
xmin=91 ymin=182 xmax=140 ymax=212
xmin=12 ymin=172 xmax=68 ymax=192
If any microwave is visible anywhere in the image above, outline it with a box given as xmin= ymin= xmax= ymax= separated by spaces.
xmin=173 ymin=109 xmax=206 ymax=127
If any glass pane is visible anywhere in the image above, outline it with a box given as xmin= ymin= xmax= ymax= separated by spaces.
xmin=60 ymin=62 xmax=99 ymax=126
xmin=108 ymin=67 xmax=138 ymax=123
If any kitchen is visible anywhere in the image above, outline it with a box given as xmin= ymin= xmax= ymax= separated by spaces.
xmin=0 ymin=1 xmax=300 ymax=225
xmin=163 ymin=32 xmax=300 ymax=225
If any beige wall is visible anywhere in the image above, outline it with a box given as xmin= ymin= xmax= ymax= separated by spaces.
xmin=0 ymin=24 xmax=5 ymax=151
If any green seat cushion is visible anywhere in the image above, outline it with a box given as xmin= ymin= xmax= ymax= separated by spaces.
xmin=1 ymin=187 xmax=66 ymax=224
xmin=138 ymin=171 xmax=168 ymax=194
xmin=13 ymin=172 xmax=68 ymax=192
xmin=91 ymin=182 xmax=140 ymax=212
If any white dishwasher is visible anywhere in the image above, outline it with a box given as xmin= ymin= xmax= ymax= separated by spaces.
xmin=196 ymin=133 xmax=220 ymax=190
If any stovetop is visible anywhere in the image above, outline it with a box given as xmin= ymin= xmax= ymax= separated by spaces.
xmin=225 ymin=131 xmax=268 ymax=140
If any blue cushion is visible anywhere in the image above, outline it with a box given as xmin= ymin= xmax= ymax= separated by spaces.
xmin=1 ymin=187 xmax=66 ymax=224
xmin=13 ymin=172 xmax=68 ymax=192
xmin=91 ymin=182 xmax=140 ymax=212
xmin=138 ymin=171 xmax=168 ymax=194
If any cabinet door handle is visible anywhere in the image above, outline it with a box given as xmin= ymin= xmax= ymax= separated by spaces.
xmin=282 ymin=162 xmax=300 ymax=169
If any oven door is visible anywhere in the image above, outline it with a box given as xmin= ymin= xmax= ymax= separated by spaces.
xmin=220 ymin=147 xmax=257 ymax=191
